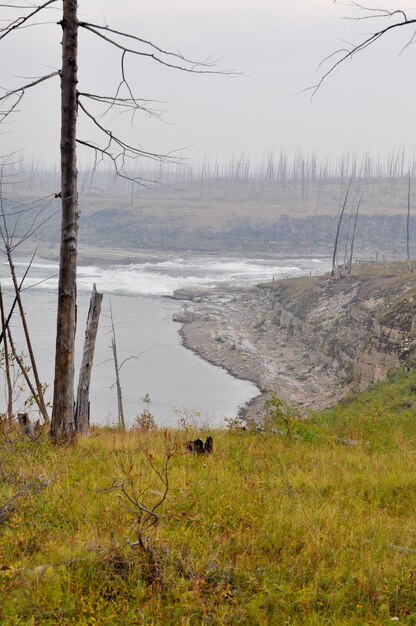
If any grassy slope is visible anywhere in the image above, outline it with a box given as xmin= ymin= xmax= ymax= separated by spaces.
xmin=2 ymin=370 xmax=416 ymax=624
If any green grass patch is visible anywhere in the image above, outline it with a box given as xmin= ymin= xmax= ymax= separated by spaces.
xmin=2 ymin=369 xmax=416 ymax=623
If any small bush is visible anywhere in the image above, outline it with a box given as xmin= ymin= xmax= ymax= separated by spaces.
xmin=264 ymin=392 xmax=298 ymax=439
xmin=135 ymin=393 xmax=157 ymax=431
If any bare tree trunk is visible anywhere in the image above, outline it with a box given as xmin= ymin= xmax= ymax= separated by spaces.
xmin=0 ymin=281 xmax=13 ymax=421
xmin=332 ymin=178 xmax=353 ymax=278
xmin=51 ymin=0 xmax=79 ymax=442
xmin=75 ymin=284 xmax=103 ymax=433
xmin=343 ymin=199 xmax=355 ymax=269
xmin=407 ymin=172 xmax=413 ymax=273
xmin=7 ymin=325 xmax=44 ymax=417
xmin=348 ymin=194 xmax=362 ymax=274
xmin=110 ymin=304 xmax=125 ymax=430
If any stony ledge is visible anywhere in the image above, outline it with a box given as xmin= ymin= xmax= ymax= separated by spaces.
xmin=173 ymin=269 xmax=416 ymax=422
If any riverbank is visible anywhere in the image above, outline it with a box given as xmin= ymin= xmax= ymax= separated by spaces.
xmin=176 ymin=263 xmax=416 ymax=422
xmin=175 ymin=286 xmax=344 ymax=422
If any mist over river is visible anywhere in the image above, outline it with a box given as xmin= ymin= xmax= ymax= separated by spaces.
xmin=3 ymin=254 xmax=331 ymax=427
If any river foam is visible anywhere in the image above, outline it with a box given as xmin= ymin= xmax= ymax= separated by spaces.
xmin=7 ymin=254 xmax=332 ymax=297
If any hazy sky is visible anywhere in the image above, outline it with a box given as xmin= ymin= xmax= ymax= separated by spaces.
xmin=1 ymin=1 xmax=416 ymax=169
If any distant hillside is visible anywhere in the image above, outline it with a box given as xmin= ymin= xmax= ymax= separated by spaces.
xmin=5 ymin=174 xmax=416 ymax=257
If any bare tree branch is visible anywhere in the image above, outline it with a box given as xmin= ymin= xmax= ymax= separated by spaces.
xmin=0 ymin=71 xmax=60 ymax=101
xmin=0 ymin=192 xmax=56 ymax=217
xmin=77 ymin=99 xmax=179 ymax=162
xmin=79 ymin=91 xmax=160 ymax=115
xmin=0 ymin=0 xmax=58 ymax=40
xmin=310 ymin=3 xmax=416 ymax=98
xmin=79 ymin=21 xmax=230 ymax=75
xmin=0 ymin=248 xmax=35 ymax=344
xmin=118 ymin=350 xmax=145 ymax=372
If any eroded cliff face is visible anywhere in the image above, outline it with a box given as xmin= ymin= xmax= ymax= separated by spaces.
xmin=266 ymin=273 xmax=416 ymax=390
xmin=177 ymin=265 xmax=416 ymax=420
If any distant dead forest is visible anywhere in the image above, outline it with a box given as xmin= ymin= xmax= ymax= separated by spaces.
xmin=5 ymin=149 xmax=416 ymax=258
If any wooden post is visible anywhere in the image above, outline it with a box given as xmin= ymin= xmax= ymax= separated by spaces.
xmin=75 ymin=284 xmax=103 ymax=433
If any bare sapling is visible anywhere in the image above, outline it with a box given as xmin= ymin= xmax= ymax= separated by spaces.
xmin=4 ymin=248 xmax=49 ymax=423
xmin=0 ymin=251 xmax=37 ymax=346
xmin=343 ymin=196 xmax=356 ymax=270
xmin=0 ymin=161 xmax=50 ymax=424
xmin=6 ymin=325 xmax=46 ymax=419
xmin=0 ymin=281 xmax=13 ymax=422
xmin=110 ymin=303 xmax=125 ymax=430
xmin=0 ymin=253 xmax=49 ymax=425
xmin=108 ymin=431 xmax=180 ymax=585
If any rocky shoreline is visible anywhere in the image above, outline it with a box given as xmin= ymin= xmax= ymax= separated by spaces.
xmin=173 ymin=284 xmax=345 ymax=422
xmin=173 ymin=267 xmax=416 ymax=423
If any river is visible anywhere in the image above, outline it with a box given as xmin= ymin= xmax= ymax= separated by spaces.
xmin=2 ymin=253 xmax=331 ymax=427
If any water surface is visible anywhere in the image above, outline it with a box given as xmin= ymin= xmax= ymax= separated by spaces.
xmin=3 ymin=253 xmax=331 ymax=427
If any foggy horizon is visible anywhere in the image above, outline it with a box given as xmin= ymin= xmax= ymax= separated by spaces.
xmin=1 ymin=1 xmax=416 ymax=170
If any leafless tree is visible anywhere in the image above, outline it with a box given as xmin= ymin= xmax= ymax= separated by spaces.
xmin=0 ymin=158 xmax=53 ymax=423
xmin=348 ymin=193 xmax=363 ymax=274
xmin=310 ymin=3 xmax=416 ymax=269
xmin=332 ymin=178 xmax=353 ymax=277
xmin=109 ymin=303 xmax=125 ymax=431
xmin=407 ymin=172 xmax=413 ymax=272
xmin=0 ymin=2 xmax=229 ymax=442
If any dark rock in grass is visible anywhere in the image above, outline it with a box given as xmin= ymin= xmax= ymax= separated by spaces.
xmin=186 ymin=436 xmax=213 ymax=454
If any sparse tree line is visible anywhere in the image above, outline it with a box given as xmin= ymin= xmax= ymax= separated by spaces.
xmin=8 ymin=148 xmax=416 ymax=197
xmin=2 ymin=156 xmax=415 ymax=261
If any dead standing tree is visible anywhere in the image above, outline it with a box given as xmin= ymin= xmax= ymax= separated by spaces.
xmin=51 ymin=0 xmax=79 ymax=442
xmin=109 ymin=303 xmax=125 ymax=431
xmin=348 ymin=193 xmax=363 ymax=274
xmin=331 ymin=178 xmax=353 ymax=277
xmin=0 ymin=2 xmax=229 ymax=442
xmin=309 ymin=3 xmax=416 ymax=271
xmin=407 ymin=172 xmax=413 ymax=272
xmin=0 ymin=157 xmax=54 ymax=423
xmin=74 ymin=284 xmax=103 ymax=433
